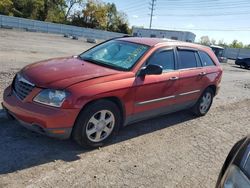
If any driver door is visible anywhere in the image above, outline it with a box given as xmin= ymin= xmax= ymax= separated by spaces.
xmin=133 ymin=48 xmax=180 ymax=118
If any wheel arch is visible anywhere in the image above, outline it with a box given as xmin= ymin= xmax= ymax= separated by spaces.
xmin=206 ymin=85 xmax=217 ymax=96
xmin=72 ymin=96 xmax=126 ymax=134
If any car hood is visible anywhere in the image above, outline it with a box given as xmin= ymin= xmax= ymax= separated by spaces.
xmin=20 ymin=57 xmax=122 ymax=89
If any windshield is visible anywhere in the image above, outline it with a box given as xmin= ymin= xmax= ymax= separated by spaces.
xmin=79 ymin=40 xmax=149 ymax=71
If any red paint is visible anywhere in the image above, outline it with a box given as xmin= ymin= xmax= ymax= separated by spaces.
xmin=3 ymin=38 xmax=223 ymax=136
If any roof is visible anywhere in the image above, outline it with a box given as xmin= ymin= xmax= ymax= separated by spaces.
xmin=117 ymin=37 xmax=209 ymax=50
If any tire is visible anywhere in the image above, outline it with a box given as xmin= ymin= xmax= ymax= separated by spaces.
xmin=215 ymin=137 xmax=246 ymax=188
xmin=240 ymin=63 xmax=247 ymax=69
xmin=72 ymin=100 xmax=121 ymax=148
xmin=192 ymin=88 xmax=214 ymax=117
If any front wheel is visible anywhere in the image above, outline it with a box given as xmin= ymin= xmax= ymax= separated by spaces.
xmin=72 ymin=100 xmax=121 ymax=148
xmin=192 ymin=88 xmax=214 ymax=116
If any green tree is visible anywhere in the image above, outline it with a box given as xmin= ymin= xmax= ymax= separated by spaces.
xmin=0 ymin=0 xmax=13 ymax=15
xmin=218 ymin=39 xmax=227 ymax=47
xmin=115 ymin=12 xmax=131 ymax=34
xmin=71 ymin=0 xmax=130 ymax=33
xmin=106 ymin=3 xmax=117 ymax=31
xmin=18 ymin=0 xmax=45 ymax=19
xmin=1 ymin=0 xmax=131 ymax=33
xmin=5 ymin=0 xmax=65 ymax=22
xmin=244 ymin=44 xmax=250 ymax=49
xmin=79 ymin=0 xmax=107 ymax=28
xmin=229 ymin=40 xmax=243 ymax=48
xmin=37 ymin=0 xmax=66 ymax=22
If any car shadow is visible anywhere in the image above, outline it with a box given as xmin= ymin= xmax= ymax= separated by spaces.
xmin=231 ymin=65 xmax=250 ymax=70
xmin=0 ymin=110 xmax=196 ymax=174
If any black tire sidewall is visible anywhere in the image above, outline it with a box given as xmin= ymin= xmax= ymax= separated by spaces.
xmin=193 ymin=88 xmax=214 ymax=116
xmin=73 ymin=100 xmax=121 ymax=148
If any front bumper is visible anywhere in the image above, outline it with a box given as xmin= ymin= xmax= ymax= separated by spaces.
xmin=2 ymin=86 xmax=80 ymax=139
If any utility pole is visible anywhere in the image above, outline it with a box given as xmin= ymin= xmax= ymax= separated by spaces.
xmin=149 ymin=0 xmax=156 ymax=29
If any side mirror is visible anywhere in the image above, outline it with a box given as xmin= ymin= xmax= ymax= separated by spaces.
xmin=139 ymin=64 xmax=163 ymax=76
xmin=216 ymin=137 xmax=250 ymax=188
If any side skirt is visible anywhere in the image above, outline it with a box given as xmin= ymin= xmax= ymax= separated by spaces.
xmin=124 ymin=100 xmax=196 ymax=126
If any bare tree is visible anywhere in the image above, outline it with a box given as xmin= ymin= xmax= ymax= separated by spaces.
xmin=200 ymin=36 xmax=210 ymax=46
xmin=65 ymin=0 xmax=84 ymax=21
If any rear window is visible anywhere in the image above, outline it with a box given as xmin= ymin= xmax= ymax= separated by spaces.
xmin=199 ymin=51 xmax=215 ymax=66
xmin=178 ymin=50 xmax=197 ymax=69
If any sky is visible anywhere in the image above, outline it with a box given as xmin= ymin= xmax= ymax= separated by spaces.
xmin=103 ymin=0 xmax=250 ymax=45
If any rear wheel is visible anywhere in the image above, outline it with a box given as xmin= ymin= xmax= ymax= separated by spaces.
xmin=192 ymin=88 xmax=214 ymax=116
xmin=240 ymin=63 xmax=247 ymax=69
xmin=72 ymin=100 xmax=121 ymax=148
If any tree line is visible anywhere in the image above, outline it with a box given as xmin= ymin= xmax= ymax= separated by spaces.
xmin=199 ymin=36 xmax=250 ymax=49
xmin=0 ymin=0 xmax=131 ymax=34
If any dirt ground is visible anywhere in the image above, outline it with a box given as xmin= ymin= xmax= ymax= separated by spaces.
xmin=0 ymin=29 xmax=250 ymax=188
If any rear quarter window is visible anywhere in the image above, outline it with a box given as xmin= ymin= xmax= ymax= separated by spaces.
xmin=199 ymin=51 xmax=216 ymax=66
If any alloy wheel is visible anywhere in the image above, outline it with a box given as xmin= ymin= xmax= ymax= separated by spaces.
xmin=86 ymin=110 xmax=115 ymax=142
xmin=199 ymin=92 xmax=212 ymax=114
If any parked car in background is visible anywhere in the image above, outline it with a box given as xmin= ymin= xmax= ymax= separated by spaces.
xmin=2 ymin=37 xmax=223 ymax=148
xmin=216 ymin=135 xmax=250 ymax=188
xmin=235 ymin=57 xmax=250 ymax=69
xmin=210 ymin=45 xmax=227 ymax=63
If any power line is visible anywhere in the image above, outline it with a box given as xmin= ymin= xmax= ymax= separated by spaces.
xmin=123 ymin=5 xmax=148 ymax=12
xmin=158 ymin=3 xmax=249 ymax=10
xmin=157 ymin=11 xmax=250 ymax=17
xmin=156 ymin=0 xmax=248 ymax=4
xmin=122 ymin=2 xmax=148 ymax=11
xmin=155 ymin=26 xmax=250 ymax=31
xmin=149 ymin=0 xmax=156 ymax=29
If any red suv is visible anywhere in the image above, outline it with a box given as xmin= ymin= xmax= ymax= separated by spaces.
xmin=2 ymin=37 xmax=222 ymax=147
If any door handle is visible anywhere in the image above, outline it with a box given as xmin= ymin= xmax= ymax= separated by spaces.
xmin=199 ymin=72 xmax=207 ymax=76
xmin=169 ymin=76 xmax=179 ymax=81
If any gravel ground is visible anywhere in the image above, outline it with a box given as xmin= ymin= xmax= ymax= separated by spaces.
xmin=0 ymin=29 xmax=250 ymax=188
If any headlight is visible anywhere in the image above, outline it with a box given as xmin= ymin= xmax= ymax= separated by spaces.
xmin=33 ymin=89 xmax=68 ymax=107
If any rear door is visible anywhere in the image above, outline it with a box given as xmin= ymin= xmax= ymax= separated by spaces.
xmin=176 ymin=48 xmax=206 ymax=105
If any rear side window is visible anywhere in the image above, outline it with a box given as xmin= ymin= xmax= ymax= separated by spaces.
xmin=199 ymin=51 xmax=215 ymax=66
xmin=178 ymin=50 xmax=197 ymax=69
xmin=147 ymin=49 xmax=175 ymax=71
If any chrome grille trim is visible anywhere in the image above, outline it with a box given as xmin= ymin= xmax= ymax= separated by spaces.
xmin=13 ymin=74 xmax=35 ymax=100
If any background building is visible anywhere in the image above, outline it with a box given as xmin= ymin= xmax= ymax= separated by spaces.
xmin=132 ymin=27 xmax=196 ymax=42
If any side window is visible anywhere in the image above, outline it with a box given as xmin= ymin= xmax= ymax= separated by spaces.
xmin=199 ymin=51 xmax=216 ymax=66
xmin=147 ymin=49 xmax=175 ymax=71
xmin=178 ymin=50 xmax=197 ymax=69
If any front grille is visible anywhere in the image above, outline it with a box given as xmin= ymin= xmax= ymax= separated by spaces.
xmin=13 ymin=74 xmax=35 ymax=100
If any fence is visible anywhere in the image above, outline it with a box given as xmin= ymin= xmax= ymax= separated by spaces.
xmin=224 ymin=48 xmax=250 ymax=59
xmin=0 ymin=15 xmax=124 ymax=40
